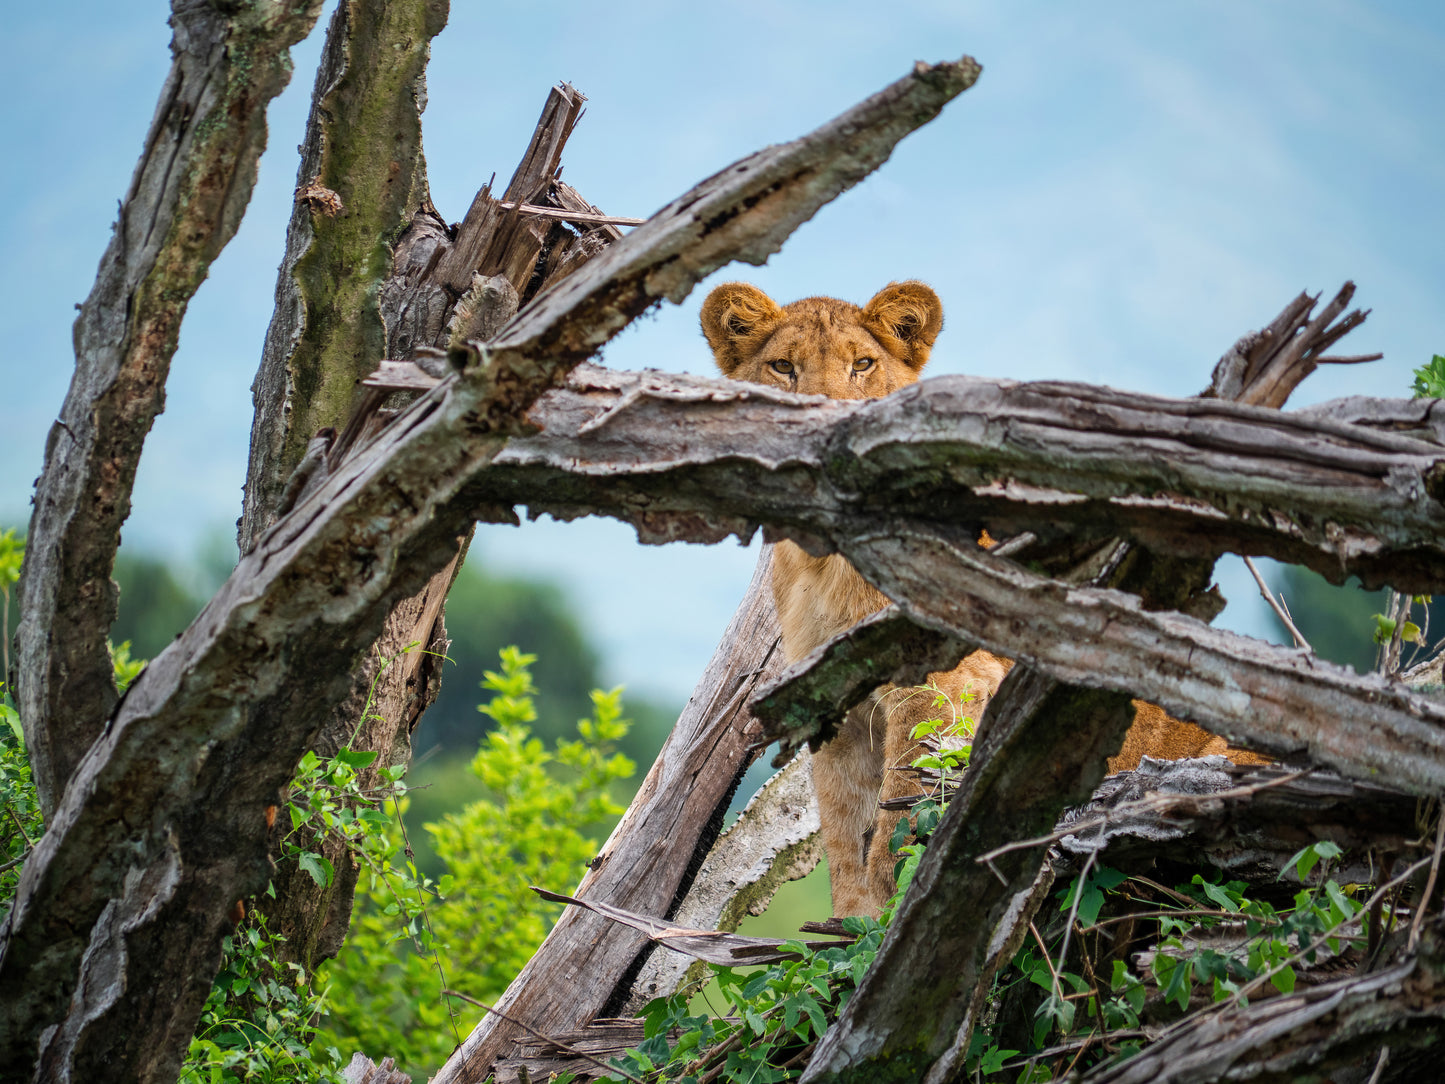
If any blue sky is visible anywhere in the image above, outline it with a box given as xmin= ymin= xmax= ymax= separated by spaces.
xmin=3 ymin=1 xmax=1443 ymax=701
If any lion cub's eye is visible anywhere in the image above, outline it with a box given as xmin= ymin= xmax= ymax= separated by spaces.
xmin=769 ymin=360 xmax=795 ymax=376
xmin=853 ymin=357 xmax=876 ymax=372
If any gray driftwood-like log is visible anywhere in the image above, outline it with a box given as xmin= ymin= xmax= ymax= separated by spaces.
xmin=433 ymin=551 xmax=786 ymax=1084
xmin=474 ymin=364 xmax=1445 ymax=593
xmin=355 ymin=360 xmax=1445 ymax=794
xmin=15 ymin=0 xmax=327 ymax=821
xmin=0 ymin=54 xmax=982 ymax=1081
xmin=841 ymin=525 xmax=1445 ymax=796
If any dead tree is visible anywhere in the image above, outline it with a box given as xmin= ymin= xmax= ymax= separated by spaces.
xmin=1 ymin=0 xmax=983 ymax=1075
xmin=7 ymin=4 xmax=1445 ymax=1083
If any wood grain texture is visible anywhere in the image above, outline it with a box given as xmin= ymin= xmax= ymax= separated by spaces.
xmin=482 ymin=365 xmax=1445 ymax=592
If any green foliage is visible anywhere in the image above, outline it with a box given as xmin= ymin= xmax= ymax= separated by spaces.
xmin=611 ymin=917 xmax=887 ymax=1084
xmin=981 ymin=841 xmax=1368 ymax=1077
xmin=1411 ymin=354 xmax=1445 ymax=399
xmin=0 ymin=682 xmax=40 ymax=911
xmin=109 ymin=640 xmax=146 ymax=690
xmin=182 ymin=915 xmax=346 ymax=1084
xmin=419 ymin=561 xmax=604 ymax=755
xmin=111 ymin=549 xmax=209 ymax=660
xmin=313 ymin=647 xmax=636 ymax=1075
xmin=181 ymin=650 xmax=435 ymax=1083
xmin=603 ymin=682 xmax=983 ymax=1083
xmin=1264 ymin=564 xmax=1396 ymax=673
xmin=1 ymin=528 xmax=21 ymax=692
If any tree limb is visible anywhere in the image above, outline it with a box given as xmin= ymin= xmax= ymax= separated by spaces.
xmin=15 ymin=0 xmax=327 ymax=820
xmin=472 ymin=365 xmax=1445 ymax=593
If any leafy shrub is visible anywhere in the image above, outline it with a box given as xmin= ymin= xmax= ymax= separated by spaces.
xmin=311 ymin=647 xmax=636 ymax=1074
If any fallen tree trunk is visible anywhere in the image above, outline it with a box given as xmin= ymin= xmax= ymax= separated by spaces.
xmin=354 ymin=361 xmax=1445 ymax=796
xmin=472 ymin=363 xmax=1445 ymax=593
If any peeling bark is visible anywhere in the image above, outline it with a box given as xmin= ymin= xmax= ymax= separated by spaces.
xmin=621 ymin=753 xmax=824 ymax=1013
xmin=1078 ymin=937 xmax=1445 ymax=1084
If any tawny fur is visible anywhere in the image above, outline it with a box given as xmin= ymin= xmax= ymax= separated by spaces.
xmin=703 ymin=280 xmax=1266 ymax=919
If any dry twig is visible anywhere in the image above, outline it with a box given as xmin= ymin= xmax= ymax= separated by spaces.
xmin=1242 ymin=556 xmax=1311 ymax=652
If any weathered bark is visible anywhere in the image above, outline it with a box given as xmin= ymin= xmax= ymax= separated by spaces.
xmin=15 ymin=0 xmax=326 ymax=821
xmin=840 ymin=525 xmax=1445 ymax=796
xmin=749 ymin=606 xmax=971 ymax=760
xmin=790 ymin=307 xmax=1396 ymax=1081
xmin=1077 ymin=939 xmax=1445 ymax=1084
xmin=240 ymin=0 xmax=446 ymax=552
xmin=509 ymin=755 xmax=1430 ymax=1084
xmin=621 ymin=752 xmax=823 ymax=1013
xmin=0 ymin=56 xmax=980 ymax=1081
xmin=799 ymin=643 xmax=1140 ymax=1084
xmin=232 ymin=18 xmax=603 ymax=980
xmin=433 ymin=551 xmax=786 ymax=1083
xmin=226 ymin=0 xmax=453 ymax=979
xmin=466 ymin=365 xmax=1445 ymax=593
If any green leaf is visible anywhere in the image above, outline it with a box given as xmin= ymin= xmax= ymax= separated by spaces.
xmin=1271 ymin=964 xmax=1297 ymax=995
xmin=0 ymin=703 xmax=22 ymax=744
xmin=296 ymin=851 xmax=334 ymax=888
xmin=333 ymin=748 xmax=379 ymax=770
xmin=980 ymin=1046 xmax=1018 ymax=1074
xmin=1193 ymin=875 xmax=1242 ymax=912
xmin=1412 ymin=354 xmax=1445 ymax=399
xmin=1284 ymin=840 xmax=1342 ymax=884
xmin=1163 ymin=957 xmax=1193 ymax=1012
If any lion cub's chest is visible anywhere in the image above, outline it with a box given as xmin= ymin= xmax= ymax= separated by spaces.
xmin=771 ymin=541 xmax=891 ymax=663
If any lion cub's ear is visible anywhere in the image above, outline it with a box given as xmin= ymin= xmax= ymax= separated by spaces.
xmin=861 ymin=281 xmax=944 ymax=371
xmin=701 ymin=283 xmax=785 ymax=375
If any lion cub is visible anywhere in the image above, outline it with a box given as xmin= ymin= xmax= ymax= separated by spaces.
xmin=702 ymin=280 xmax=1261 ymax=919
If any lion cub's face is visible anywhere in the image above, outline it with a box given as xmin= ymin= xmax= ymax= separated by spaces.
xmin=700 ymin=281 xmax=943 ymax=400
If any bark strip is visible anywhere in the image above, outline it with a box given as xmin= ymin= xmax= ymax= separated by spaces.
xmin=16 ymin=0 xmax=326 ymax=820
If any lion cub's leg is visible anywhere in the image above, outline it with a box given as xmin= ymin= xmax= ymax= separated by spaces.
xmin=858 ymin=652 xmax=1014 ymax=918
xmin=811 ymin=698 xmax=887 ymax=919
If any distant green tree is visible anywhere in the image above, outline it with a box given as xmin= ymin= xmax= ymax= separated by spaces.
xmin=419 ymin=561 xmax=601 ymax=756
xmin=1265 ymin=564 xmax=1440 ymax=674
xmin=111 ymin=552 xmax=205 ymax=659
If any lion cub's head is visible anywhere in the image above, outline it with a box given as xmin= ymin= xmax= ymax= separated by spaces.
xmin=700 ymin=281 xmax=943 ymax=400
